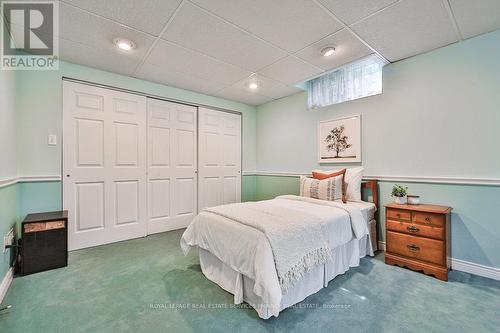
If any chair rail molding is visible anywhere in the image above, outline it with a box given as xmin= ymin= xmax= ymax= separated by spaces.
xmin=0 ymin=175 xmax=62 ymax=189
xmin=243 ymin=171 xmax=500 ymax=186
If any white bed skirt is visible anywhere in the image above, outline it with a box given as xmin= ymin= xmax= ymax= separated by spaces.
xmin=198 ymin=220 xmax=376 ymax=319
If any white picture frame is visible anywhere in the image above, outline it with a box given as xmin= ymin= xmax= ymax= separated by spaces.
xmin=318 ymin=115 xmax=361 ymax=163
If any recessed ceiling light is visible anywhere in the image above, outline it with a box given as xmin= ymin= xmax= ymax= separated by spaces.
xmin=246 ymin=76 xmax=261 ymax=90
xmin=321 ymin=46 xmax=336 ymax=57
xmin=114 ymin=38 xmax=135 ymax=51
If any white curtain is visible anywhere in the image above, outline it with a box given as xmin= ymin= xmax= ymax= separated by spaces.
xmin=307 ymin=54 xmax=385 ymax=109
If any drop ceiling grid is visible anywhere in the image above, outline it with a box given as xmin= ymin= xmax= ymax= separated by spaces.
xmin=131 ymin=0 xmax=186 ymax=76
xmin=441 ymin=0 xmax=464 ymax=41
xmin=146 ymin=0 xmax=321 ymax=99
xmin=56 ymin=0 xmax=498 ymax=106
xmin=151 ymin=0 xmax=386 ymax=99
xmin=58 ymin=0 xmax=397 ymax=100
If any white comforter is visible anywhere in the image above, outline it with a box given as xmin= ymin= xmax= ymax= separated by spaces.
xmin=180 ymin=195 xmax=371 ymax=317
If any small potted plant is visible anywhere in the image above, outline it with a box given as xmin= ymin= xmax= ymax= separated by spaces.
xmin=391 ymin=184 xmax=408 ymax=204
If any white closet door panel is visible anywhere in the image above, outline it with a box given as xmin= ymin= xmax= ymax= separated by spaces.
xmin=199 ymin=176 xmax=220 ymax=209
xmin=147 ymin=99 xmax=197 ymax=234
xmin=223 ymin=176 xmax=238 ymax=204
xmin=149 ymin=179 xmax=171 ymax=219
xmin=198 ymin=108 xmax=241 ymax=211
xmin=63 ymin=81 xmax=147 ymax=250
xmin=115 ymin=180 xmax=139 ymax=225
xmin=75 ymin=182 xmax=105 ymax=231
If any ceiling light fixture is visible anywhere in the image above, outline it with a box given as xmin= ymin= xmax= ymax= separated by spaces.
xmin=321 ymin=46 xmax=336 ymax=57
xmin=246 ymin=76 xmax=261 ymax=91
xmin=114 ymin=38 xmax=136 ymax=51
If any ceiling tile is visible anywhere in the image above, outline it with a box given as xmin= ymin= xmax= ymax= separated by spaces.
xmin=190 ymin=0 xmax=343 ymax=52
xmin=134 ymin=63 xmax=224 ymax=95
xmin=258 ymin=56 xmax=323 ymax=85
xmin=146 ymin=40 xmax=251 ymax=85
xmin=317 ymin=0 xmax=398 ymax=25
xmin=60 ymin=38 xmax=140 ymax=76
xmin=213 ymin=86 xmax=273 ymax=106
xmin=350 ymin=0 xmax=458 ymax=62
xmin=61 ymin=0 xmax=182 ymax=36
xmin=449 ymin=0 xmax=500 ymax=39
xmin=59 ymin=3 xmax=155 ymax=62
xmin=295 ymin=29 xmax=372 ymax=71
xmin=161 ymin=1 xmax=287 ymax=71
xmin=230 ymin=75 xmax=303 ymax=100
xmin=135 ymin=63 xmax=226 ymax=95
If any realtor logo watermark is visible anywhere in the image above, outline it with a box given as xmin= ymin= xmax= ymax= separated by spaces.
xmin=1 ymin=1 xmax=59 ymax=70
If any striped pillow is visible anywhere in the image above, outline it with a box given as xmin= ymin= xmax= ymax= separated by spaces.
xmin=299 ymin=175 xmax=343 ymax=201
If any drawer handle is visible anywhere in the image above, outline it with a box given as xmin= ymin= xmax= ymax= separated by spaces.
xmin=396 ymin=213 xmax=401 ymax=218
xmin=407 ymin=226 xmax=420 ymax=233
xmin=407 ymin=244 xmax=420 ymax=252
xmin=425 ymin=217 xmax=431 ymax=222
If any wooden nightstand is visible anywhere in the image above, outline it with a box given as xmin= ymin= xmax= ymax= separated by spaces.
xmin=384 ymin=203 xmax=452 ymax=281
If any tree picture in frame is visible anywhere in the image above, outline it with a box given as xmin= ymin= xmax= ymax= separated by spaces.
xmin=318 ymin=115 xmax=361 ymax=163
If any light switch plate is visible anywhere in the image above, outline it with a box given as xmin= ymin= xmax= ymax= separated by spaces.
xmin=48 ymin=134 xmax=57 ymax=146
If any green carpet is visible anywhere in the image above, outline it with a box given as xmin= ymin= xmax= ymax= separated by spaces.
xmin=1 ymin=229 xmax=499 ymax=332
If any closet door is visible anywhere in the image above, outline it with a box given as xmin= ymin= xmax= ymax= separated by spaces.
xmin=198 ymin=108 xmax=241 ymax=210
xmin=63 ymin=81 xmax=147 ymax=250
xmin=147 ymin=99 xmax=197 ymax=234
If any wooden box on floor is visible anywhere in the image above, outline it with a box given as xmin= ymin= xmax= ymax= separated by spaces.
xmin=384 ymin=203 xmax=452 ymax=281
xmin=21 ymin=211 xmax=68 ymax=275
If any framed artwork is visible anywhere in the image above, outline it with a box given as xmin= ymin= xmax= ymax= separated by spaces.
xmin=318 ymin=115 xmax=361 ymax=163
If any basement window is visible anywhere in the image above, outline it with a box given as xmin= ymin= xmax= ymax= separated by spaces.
xmin=306 ymin=54 xmax=387 ymax=109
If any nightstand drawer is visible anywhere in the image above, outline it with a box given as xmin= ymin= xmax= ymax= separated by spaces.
xmin=387 ymin=231 xmax=445 ymax=266
xmin=412 ymin=212 xmax=445 ymax=227
xmin=386 ymin=220 xmax=444 ymax=240
xmin=386 ymin=208 xmax=411 ymax=221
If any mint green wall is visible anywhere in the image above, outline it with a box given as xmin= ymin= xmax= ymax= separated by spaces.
xmin=0 ymin=69 xmax=16 ymax=179
xmin=255 ymin=175 xmax=299 ymax=200
xmin=254 ymin=30 xmax=500 ymax=269
xmin=257 ymin=30 xmax=500 ymax=177
xmin=242 ymin=176 xmax=257 ymax=202
xmin=17 ymin=182 xmax=62 ymax=231
xmin=0 ymin=21 xmax=18 ymax=284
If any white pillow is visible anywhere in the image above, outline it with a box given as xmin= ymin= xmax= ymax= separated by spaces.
xmin=312 ymin=167 xmax=364 ymax=202
xmin=299 ymin=175 xmax=343 ymax=201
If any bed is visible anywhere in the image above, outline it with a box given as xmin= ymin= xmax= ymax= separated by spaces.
xmin=181 ymin=180 xmax=379 ymax=319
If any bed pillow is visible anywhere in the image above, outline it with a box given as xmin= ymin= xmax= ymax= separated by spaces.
xmin=312 ymin=168 xmax=347 ymax=203
xmin=312 ymin=167 xmax=364 ymax=202
xmin=299 ymin=175 xmax=343 ymax=201
xmin=312 ymin=168 xmax=346 ymax=180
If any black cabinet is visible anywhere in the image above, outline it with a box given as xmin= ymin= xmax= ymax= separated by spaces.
xmin=21 ymin=211 xmax=68 ymax=275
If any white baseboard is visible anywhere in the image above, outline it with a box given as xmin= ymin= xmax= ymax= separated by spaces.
xmin=0 ymin=267 xmax=13 ymax=303
xmin=377 ymin=241 xmax=500 ymax=281
xmin=450 ymin=258 xmax=500 ymax=281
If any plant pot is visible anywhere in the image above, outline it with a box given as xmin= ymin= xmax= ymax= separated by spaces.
xmin=394 ymin=196 xmax=407 ymax=205
xmin=407 ymin=195 xmax=420 ymax=205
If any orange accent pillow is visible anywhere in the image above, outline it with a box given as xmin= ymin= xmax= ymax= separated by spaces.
xmin=312 ymin=169 xmax=347 ymax=203
xmin=312 ymin=169 xmax=346 ymax=180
